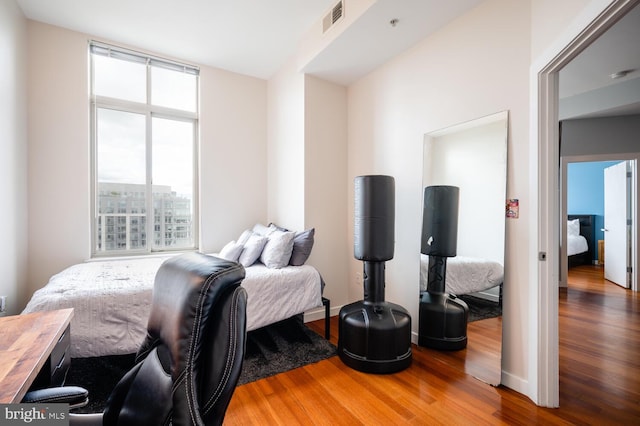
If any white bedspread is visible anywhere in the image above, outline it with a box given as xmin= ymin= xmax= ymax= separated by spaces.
xmin=22 ymin=255 xmax=322 ymax=358
xmin=420 ymin=254 xmax=503 ymax=295
xmin=567 ymin=234 xmax=588 ymax=256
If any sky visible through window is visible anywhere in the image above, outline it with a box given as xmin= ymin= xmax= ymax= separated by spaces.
xmin=152 ymin=117 xmax=193 ymax=198
xmin=94 ymin=55 xmax=196 ymax=198
xmin=97 ymin=108 xmax=145 ymax=185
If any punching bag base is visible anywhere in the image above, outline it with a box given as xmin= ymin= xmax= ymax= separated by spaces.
xmin=338 ymin=300 xmax=412 ymax=374
xmin=418 ymin=292 xmax=468 ymax=351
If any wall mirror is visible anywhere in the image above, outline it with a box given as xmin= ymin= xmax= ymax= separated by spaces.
xmin=420 ymin=110 xmax=508 ymax=386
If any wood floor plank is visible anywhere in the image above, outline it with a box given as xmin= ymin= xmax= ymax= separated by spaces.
xmin=225 ymin=266 xmax=640 ymax=425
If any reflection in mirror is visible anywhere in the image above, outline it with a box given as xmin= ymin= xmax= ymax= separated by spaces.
xmin=420 ymin=111 xmax=508 ymax=386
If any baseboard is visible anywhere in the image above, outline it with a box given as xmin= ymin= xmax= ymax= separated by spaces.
xmin=501 ymin=370 xmax=529 ymax=398
xmin=304 ymin=303 xmax=342 ymax=323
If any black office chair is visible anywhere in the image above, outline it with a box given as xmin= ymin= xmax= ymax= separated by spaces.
xmin=23 ymin=252 xmax=248 ymax=426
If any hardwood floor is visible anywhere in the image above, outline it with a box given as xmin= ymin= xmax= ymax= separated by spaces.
xmin=558 ymin=265 xmax=640 ymax=424
xmin=225 ymin=267 xmax=640 ymax=425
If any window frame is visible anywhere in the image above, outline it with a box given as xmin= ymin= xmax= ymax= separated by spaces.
xmin=89 ymin=41 xmax=200 ymax=257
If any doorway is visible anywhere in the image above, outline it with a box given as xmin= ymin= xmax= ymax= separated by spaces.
xmin=534 ymin=0 xmax=640 ymax=407
xmin=560 ymin=155 xmax=638 ymax=291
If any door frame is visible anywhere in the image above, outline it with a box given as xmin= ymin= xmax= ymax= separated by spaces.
xmin=559 ymin=154 xmax=638 ymax=291
xmin=532 ymin=0 xmax=639 ymax=408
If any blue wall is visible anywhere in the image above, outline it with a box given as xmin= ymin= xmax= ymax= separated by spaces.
xmin=567 ymin=160 xmax=621 ymax=261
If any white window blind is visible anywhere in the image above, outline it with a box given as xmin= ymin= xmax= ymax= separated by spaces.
xmin=90 ymin=41 xmax=199 ymax=75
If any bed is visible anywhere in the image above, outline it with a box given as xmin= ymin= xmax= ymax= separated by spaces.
xmin=567 ymin=214 xmax=595 ymax=268
xmin=23 ymin=255 xmax=323 ymax=358
xmin=420 ymin=254 xmax=503 ymax=297
xmin=23 ymin=223 xmax=324 ymax=358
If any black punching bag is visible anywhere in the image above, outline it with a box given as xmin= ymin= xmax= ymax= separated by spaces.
xmin=354 ymin=175 xmax=395 ymax=261
xmin=421 ymin=185 xmax=459 ymax=257
xmin=354 ymin=175 xmax=394 ymax=304
xmin=338 ymin=175 xmax=412 ymax=373
xmin=421 ymin=186 xmax=459 ymax=294
xmin=418 ymin=185 xmax=468 ymax=351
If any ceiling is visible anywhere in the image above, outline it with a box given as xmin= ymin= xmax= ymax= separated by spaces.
xmin=558 ymin=4 xmax=640 ymax=119
xmin=299 ymin=0 xmax=484 ymax=85
xmin=559 ymin=5 xmax=640 ymax=98
xmin=15 ymin=0 xmax=640 ymax=117
xmin=15 ymin=0 xmax=482 ymax=83
xmin=16 ymin=0 xmax=335 ymax=79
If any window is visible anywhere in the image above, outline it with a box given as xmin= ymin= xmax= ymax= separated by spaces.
xmin=90 ymin=42 xmax=199 ymax=256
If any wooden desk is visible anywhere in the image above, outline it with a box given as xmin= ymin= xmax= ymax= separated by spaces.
xmin=0 ymin=308 xmax=73 ymax=403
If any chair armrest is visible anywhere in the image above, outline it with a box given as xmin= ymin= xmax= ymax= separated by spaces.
xmin=69 ymin=413 xmax=104 ymax=426
xmin=22 ymin=386 xmax=89 ymax=409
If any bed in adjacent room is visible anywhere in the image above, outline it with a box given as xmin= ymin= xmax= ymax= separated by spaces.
xmin=567 ymin=214 xmax=595 ymax=268
xmin=23 ymin=224 xmax=325 ymax=358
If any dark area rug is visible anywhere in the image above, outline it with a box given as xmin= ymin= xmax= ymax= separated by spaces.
xmin=65 ymin=316 xmax=336 ymax=414
xmin=459 ymin=294 xmax=502 ymax=322
xmin=238 ymin=315 xmax=336 ymax=385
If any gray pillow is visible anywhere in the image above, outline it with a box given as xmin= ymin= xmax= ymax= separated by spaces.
xmin=238 ymin=233 xmax=267 ymax=267
xmin=268 ymin=223 xmax=287 ymax=232
xmin=289 ymin=228 xmax=315 ymax=266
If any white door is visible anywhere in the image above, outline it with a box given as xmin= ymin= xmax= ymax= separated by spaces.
xmin=603 ymin=161 xmax=629 ymax=288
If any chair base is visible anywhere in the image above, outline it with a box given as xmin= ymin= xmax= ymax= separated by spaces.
xmin=338 ymin=300 xmax=412 ymax=374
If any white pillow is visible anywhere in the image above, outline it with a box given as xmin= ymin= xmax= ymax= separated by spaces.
xmin=238 ymin=233 xmax=267 ymax=267
xmin=567 ymin=219 xmax=580 ymax=236
xmin=260 ymin=230 xmax=295 ymax=269
xmin=218 ymin=240 xmax=243 ymax=262
xmin=237 ymin=229 xmax=253 ymax=245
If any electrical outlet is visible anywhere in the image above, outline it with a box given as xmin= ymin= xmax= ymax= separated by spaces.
xmin=0 ymin=296 xmax=6 ymax=313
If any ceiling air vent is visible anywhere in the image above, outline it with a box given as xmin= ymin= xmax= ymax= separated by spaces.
xmin=323 ymin=0 xmax=344 ymax=34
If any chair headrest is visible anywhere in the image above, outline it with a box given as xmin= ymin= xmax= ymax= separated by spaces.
xmin=137 ymin=252 xmax=246 ymax=372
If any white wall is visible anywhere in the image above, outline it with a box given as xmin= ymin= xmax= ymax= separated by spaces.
xmin=198 ymin=66 xmax=267 ymax=251
xmin=27 ymin=22 xmax=91 ymax=306
xmin=266 ymin=64 xmax=350 ymax=316
xmin=347 ymin=0 xmax=531 ymax=392
xmin=304 ymin=75 xmax=349 ymax=314
xmin=25 ymin=21 xmax=268 ymax=308
xmin=0 ymin=0 xmax=28 ymax=315
xmin=267 ymin=57 xmax=305 ymax=230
